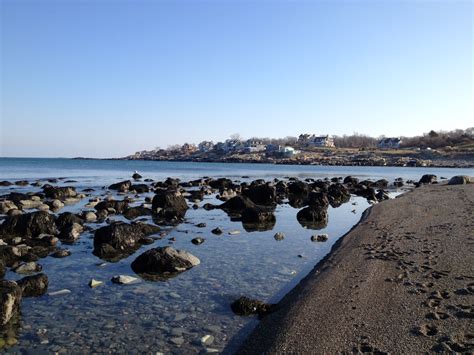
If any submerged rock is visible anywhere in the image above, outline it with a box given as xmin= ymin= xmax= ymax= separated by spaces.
xmin=17 ymin=273 xmax=48 ymax=297
xmin=230 ymin=296 xmax=274 ymax=316
xmin=0 ymin=280 xmax=22 ymax=326
xmin=131 ymin=247 xmax=200 ymax=280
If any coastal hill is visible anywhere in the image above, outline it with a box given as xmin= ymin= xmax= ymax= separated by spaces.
xmin=122 ymin=129 xmax=474 ymax=168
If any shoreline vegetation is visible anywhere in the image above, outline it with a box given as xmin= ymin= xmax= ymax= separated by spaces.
xmin=237 ymin=183 xmax=474 ymax=354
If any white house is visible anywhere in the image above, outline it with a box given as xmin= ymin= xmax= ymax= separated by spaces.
xmin=243 ymin=139 xmax=266 ymax=153
xmin=308 ymin=135 xmax=335 ymax=148
xmin=377 ymin=138 xmax=401 ymax=149
xmin=198 ymin=141 xmax=215 ymax=152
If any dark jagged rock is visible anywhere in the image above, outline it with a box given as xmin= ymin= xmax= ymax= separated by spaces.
xmin=43 ymin=186 xmax=77 ymax=199
xmin=0 ymin=246 xmax=21 ymax=267
xmin=231 ymin=296 xmax=274 ymax=316
xmin=297 ymin=206 xmax=328 ymax=229
xmin=242 ymin=183 xmax=276 ymax=206
xmin=191 ymin=237 xmax=205 ymax=245
xmin=0 ymin=261 xmax=5 ymax=278
xmin=0 ymin=280 xmax=22 ymax=326
xmin=123 ymin=206 xmax=152 ymax=220
xmin=93 ymin=222 xmax=160 ymax=260
xmin=17 ymin=273 xmax=48 ymax=297
xmin=209 ymin=178 xmax=234 ymax=190
xmin=186 ymin=189 xmax=205 ymax=202
xmin=2 ymin=192 xmax=31 ymax=204
xmin=58 ymin=222 xmax=83 ymax=243
xmin=94 ymin=200 xmax=129 ymax=214
xmin=0 ymin=211 xmax=57 ymax=241
xmin=343 ymin=176 xmax=359 ymax=185
xmin=219 ymin=195 xmax=256 ymax=213
xmin=448 ymin=175 xmax=473 ymax=185
xmin=152 ymin=190 xmax=188 ymax=222
xmin=288 ymin=181 xmax=310 ymax=195
xmin=131 ymin=246 xmax=200 ymax=280
xmin=211 ymin=227 xmax=223 ymax=235
xmin=419 ymin=174 xmax=437 ymax=184
xmin=132 ymin=172 xmax=142 ymax=180
xmin=241 ymin=207 xmax=276 ymax=225
xmin=108 ymin=180 xmax=131 ymax=192
xmin=130 ymin=184 xmax=149 ymax=193
xmin=55 ymin=212 xmax=84 ymax=231
xmin=327 ymin=184 xmax=350 ymax=207
xmin=306 ymin=192 xmax=329 ymax=208
xmin=0 ymin=181 xmax=13 ymax=187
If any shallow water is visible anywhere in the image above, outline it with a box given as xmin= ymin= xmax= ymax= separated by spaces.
xmin=0 ymin=159 xmax=472 ymax=353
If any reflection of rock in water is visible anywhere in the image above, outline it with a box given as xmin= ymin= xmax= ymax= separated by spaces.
xmin=241 ymin=207 xmax=276 ymax=232
xmin=0 ymin=280 xmax=21 ymax=349
xmin=0 ymin=312 xmax=20 ymax=349
xmin=296 ymin=206 xmax=328 ymax=230
xmin=288 ymin=194 xmax=305 ymax=208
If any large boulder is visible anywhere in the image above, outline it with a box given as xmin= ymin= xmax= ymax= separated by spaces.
xmin=448 ymin=175 xmax=473 ymax=185
xmin=130 ymin=184 xmax=150 ymax=193
xmin=327 ymin=184 xmax=350 ymax=207
xmin=17 ymin=273 xmax=48 ymax=297
xmin=108 ymin=180 xmax=131 ymax=192
xmin=0 ymin=211 xmax=57 ymax=241
xmin=242 ymin=183 xmax=276 ymax=206
xmin=297 ymin=206 xmax=328 ymax=229
xmin=0 ymin=246 xmax=22 ymax=267
xmin=288 ymin=181 xmax=310 ymax=195
xmin=241 ymin=207 xmax=276 ymax=232
xmin=123 ymin=206 xmax=152 ymax=220
xmin=306 ymin=192 xmax=329 ymax=208
xmin=131 ymin=246 xmax=200 ymax=280
xmin=0 ymin=280 xmax=22 ymax=326
xmin=219 ymin=195 xmax=256 ymax=214
xmin=43 ymin=186 xmax=77 ymax=200
xmin=93 ymin=222 xmax=160 ymax=260
xmin=55 ymin=212 xmax=84 ymax=231
xmin=152 ymin=190 xmax=188 ymax=222
xmin=209 ymin=178 xmax=234 ymax=190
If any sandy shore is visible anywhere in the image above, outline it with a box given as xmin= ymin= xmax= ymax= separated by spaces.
xmin=238 ymin=183 xmax=474 ymax=353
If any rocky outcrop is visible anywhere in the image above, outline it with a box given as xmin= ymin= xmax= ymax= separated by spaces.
xmin=152 ymin=190 xmax=188 ymax=222
xmin=242 ymin=183 xmax=276 ymax=206
xmin=297 ymin=206 xmax=328 ymax=229
xmin=93 ymin=222 xmax=160 ymax=260
xmin=448 ymin=175 xmax=473 ymax=185
xmin=327 ymin=184 xmax=350 ymax=207
xmin=131 ymin=246 xmax=200 ymax=280
xmin=0 ymin=280 xmax=22 ymax=326
xmin=0 ymin=211 xmax=57 ymax=241
xmin=17 ymin=273 xmax=48 ymax=297
xmin=109 ymin=180 xmax=132 ymax=192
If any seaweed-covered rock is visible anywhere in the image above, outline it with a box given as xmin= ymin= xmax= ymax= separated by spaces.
xmin=93 ymin=222 xmax=160 ymax=260
xmin=17 ymin=273 xmax=48 ymax=297
xmin=109 ymin=180 xmax=131 ymax=192
xmin=152 ymin=190 xmax=188 ymax=222
xmin=131 ymin=247 xmax=200 ymax=279
xmin=43 ymin=186 xmax=77 ymax=200
xmin=0 ymin=280 xmax=22 ymax=326
xmin=0 ymin=211 xmax=57 ymax=241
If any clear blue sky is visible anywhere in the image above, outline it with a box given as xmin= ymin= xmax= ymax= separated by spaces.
xmin=1 ymin=0 xmax=472 ymax=158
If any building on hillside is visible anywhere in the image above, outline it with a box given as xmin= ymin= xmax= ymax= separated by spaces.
xmin=198 ymin=141 xmax=215 ymax=152
xmin=298 ymin=134 xmax=312 ymax=144
xmin=308 ymin=135 xmax=335 ymax=148
xmin=377 ymin=137 xmax=401 ymax=149
xmin=217 ymin=139 xmax=242 ymax=154
xmin=181 ymin=143 xmax=197 ymax=154
xmin=266 ymin=145 xmax=299 ymax=158
xmin=243 ymin=139 xmax=266 ymax=153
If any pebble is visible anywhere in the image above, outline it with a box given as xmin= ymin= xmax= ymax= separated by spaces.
xmin=228 ymin=230 xmax=240 ymax=235
xmin=88 ymin=279 xmax=103 ymax=288
xmin=200 ymin=334 xmax=214 ymax=346
xmin=274 ymin=232 xmax=285 ymax=241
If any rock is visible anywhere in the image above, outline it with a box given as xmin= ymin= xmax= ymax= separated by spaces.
xmin=200 ymin=335 xmax=215 ymax=346
xmin=0 ymin=280 xmax=22 ymax=326
xmin=109 ymin=180 xmax=131 ymax=192
xmin=58 ymin=222 xmax=83 ymax=243
xmin=0 ymin=261 xmax=4 ymax=278
xmin=152 ymin=190 xmax=189 ymax=222
xmin=242 ymin=183 xmax=276 ymax=206
xmin=0 ymin=246 xmax=22 ymax=267
xmin=241 ymin=207 xmax=275 ymax=224
xmin=288 ymin=180 xmax=309 ymax=195
xmin=94 ymin=200 xmax=129 ymax=214
xmin=43 ymin=186 xmax=77 ymax=200
xmin=0 ymin=201 xmax=18 ymax=214
xmin=0 ymin=211 xmax=57 ymax=241
xmin=88 ymin=279 xmax=103 ymax=288
xmin=123 ymin=206 xmax=152 ymax=220
xmin=274 ymin=232 xmax=285 ymax=241
xmin=50 ymin=199 xmax=65 ymax=210
xmin=311 ymin=234 xmax=328 ymax=242
xmin=0 ymin=181 xmax=13 ymax=186
xmin=219 ymin=195 xmax=256 ymax=214
xmin=169 ymin=337 xmax=184 ymax=346
xmin=83 ymin=211 xmax=97 ymax=222
xmin=297 ymin=206 xmax=328 ymax=229
xmin=132 ymin=172 xmax=142 ymax=180
xmin=50 ymin=249 xmax=71 ymax=258
xmin=327 ymin=184 xmax=350 ymax=207
xmin=448 ymin=175 xmax=473 ymax=185
xmin=343 ymin=176 xmax=359 ymax=185
xmin=93 ymin=222 xmax=161 ymax=260
xmin=55 ymin=212 xmax=83 ymax=231
xmin=17 ymin=273 xmax=48 ymax=297
xmin=111 ymin=275 xmax=138 ymax=284
xmin=13 ymin=261 xmax=42 ymax=274
xmin=230 ymin=296 xmax=274 ymax=316
xmin=419 ymin=174 xmax=437 ymax=184
xmin=130 ymin=184 xmax=149 ymax=193
xmin=211 ymin=227 xmax=223 ymax=235
xmin=196 ymin=222 xmax=206 ymax=228
xmin=191 ymin=237 xmax=205 ymax=245
xmin=208 ymin=178 xmax=234 ymax=190
xmin=18 ymin=199 xmax=43 ymax=209
xmin=131 ymin=247 xmax=200 ymax=279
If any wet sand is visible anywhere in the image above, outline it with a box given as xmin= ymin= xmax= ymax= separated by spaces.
xmin=238 ymin=183 xmax=474 ymax=353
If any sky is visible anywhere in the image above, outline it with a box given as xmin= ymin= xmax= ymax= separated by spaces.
xmin=1 ymin=0 xmax=472 ymax=158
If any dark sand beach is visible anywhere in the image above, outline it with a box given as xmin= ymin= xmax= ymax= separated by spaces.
xmin=239 ymin=183 xmax=474 ymax=353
